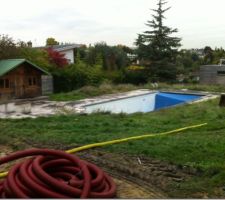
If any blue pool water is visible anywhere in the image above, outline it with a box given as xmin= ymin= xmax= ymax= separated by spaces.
xmin=85 ymin=92 xmax=203 ymax=114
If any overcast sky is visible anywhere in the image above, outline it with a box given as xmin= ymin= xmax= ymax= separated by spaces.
xmin=1 ymin=0 xmax=225 ymax=49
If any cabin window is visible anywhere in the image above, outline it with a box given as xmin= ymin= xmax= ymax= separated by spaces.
xmin=0 ymin=79 xmax=10 ymax=89
xmin=5 ymin=79 xmax=9 ymax=88
xmin=33 ymin=77 xmax=36 ymax=85
xmin=28 ymin=77 xmax=37 ymax=86
xmin=0 ymin=79 xmax=4 ymax=88
xmin=28 ymin=78 xmax=32 ymax=86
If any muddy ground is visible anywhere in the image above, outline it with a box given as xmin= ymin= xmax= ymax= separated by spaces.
xmin=0 ymin=143 xmax=220 ymax=198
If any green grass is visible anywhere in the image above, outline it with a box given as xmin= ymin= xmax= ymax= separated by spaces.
xmin=1 ymin=98 xmax=225 ymax=197
xmin=50 ymin=84 xmax=138 ymax=101
xmin=156 ymin=83 xmax=225 ymax=93
xmin=50 ymin=83 xmax=225 ymax=102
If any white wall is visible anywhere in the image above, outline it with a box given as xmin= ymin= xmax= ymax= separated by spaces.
xmin=85 ymin=93 xmax=157 ymax=114
xmin=60 ymin=49 xmax=74 ymax=64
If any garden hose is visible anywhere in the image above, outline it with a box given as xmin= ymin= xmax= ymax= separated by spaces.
xmin=0 ymin=123 xmax=207 ymax=198
xmin=0 ymin=149 xmax=116 ymax=198
xmin=66 ymin=123 xmax=207 ymax=154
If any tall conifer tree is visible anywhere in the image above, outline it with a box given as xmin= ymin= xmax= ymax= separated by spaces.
xmin=136 ymin=0 xmax=181 ymax=81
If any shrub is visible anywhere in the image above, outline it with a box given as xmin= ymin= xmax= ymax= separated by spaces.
xmin=86 ymin=67 xmax=104 ymax=86
xmin=51 ymin=68 xmax=71 ymax=93
xmin=103 ymin=71 xmax=125 ymax=84
xmin=103 ymin=67 xmax=149 ymax=85
xmin=52 ymin=62 xmax=104 ymax=93
xmin=122 ymin=68 xmax=149 ymax=85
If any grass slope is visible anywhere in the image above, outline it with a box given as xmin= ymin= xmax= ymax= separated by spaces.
xmin=0 ymin=98 xmax=225 ymax=197
xmin=50 ymin=83 xmax=225 ymax=101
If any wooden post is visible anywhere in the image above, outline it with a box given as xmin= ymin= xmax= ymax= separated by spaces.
xmin=219 ymin=94 xmax=225 ymax=107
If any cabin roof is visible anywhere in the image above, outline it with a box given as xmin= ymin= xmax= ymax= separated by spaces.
xmin=0 ymin=59 xmax=50 ymax=77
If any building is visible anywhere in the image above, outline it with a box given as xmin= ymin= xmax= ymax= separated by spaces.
xmin=47 ymin=44 xmax=82 ymax=64
xmin=0 ymin=59 xmax=53 ymax=101
xmin=200 ymin=65 xmax=225 ymax=85
xmin=189 ymin=48 xmax=205 ymax=58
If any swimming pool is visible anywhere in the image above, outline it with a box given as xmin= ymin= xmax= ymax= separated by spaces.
xmin=84 ymin=92 xmax=204 ymax=114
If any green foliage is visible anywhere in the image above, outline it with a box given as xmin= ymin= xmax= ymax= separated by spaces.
xmin=52 ymin=61 xmax=105 ymax=93
xmin=18 ymin=47 xmax=52 ymax=70
xmin=136 ymin=0 xmax=181 ymax=81
xmin=117 ymin=45 xmax=134 ymax=54
xmin=50 ymin=68 xmax=71 ymax=92
xmin=75 ymin=46 xmax=88 ymax=61
xmin=85 ymin=42 xmax=129 ymax=71
xmin=46 ymin=37 xmax=59 ymax=46
xmin=150 ymin=82 xmax=225 ymax=93
xmin=177 ymin=50 xmax=201 ymax=71
xmin=212 ymin=47 xmax=225 ymax=64
xmin=50 ymin=82 xmax=225 ymax=102
xmin=121 ymin=68 xmax=149 ymax=85
xmin=0 ymin=35 xmax=21 ymax=59
xmin=150 ymin=60 xmax=178 ymax=82
xmin=50 ymin=83 xmax=138 ymax=101
xmin=203 ymin=46 xmax=214 ymax=64
xmin=68 ymin=63 xmax=104 ymax=87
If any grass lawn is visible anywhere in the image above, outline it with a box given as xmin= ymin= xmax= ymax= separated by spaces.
xmin=49 ymin=84 xmax=138 ymax=101
xmin=50 ymin=83 xmax=225 ymax=101
xmin=0 ymin=98 xmax=225 ymax=197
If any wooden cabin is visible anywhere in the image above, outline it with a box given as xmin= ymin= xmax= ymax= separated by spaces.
xmin=0 ymin=59 xmax=52 ymax=101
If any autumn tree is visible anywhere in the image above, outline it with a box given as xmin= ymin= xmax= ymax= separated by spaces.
xmin=46 ymin=48 xmax=68 ymax=68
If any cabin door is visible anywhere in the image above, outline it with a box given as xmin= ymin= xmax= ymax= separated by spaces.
xmin=14 ymin=75 xmax=25 ymax=98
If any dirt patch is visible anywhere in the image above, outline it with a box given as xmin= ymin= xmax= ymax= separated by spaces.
xmin=21 ymin=141 xmax=200 ymax=198
xmin=76 ymin=149 xmax=197 ymax=197
xmin=114 ymin=177 xmax=161 ymax=198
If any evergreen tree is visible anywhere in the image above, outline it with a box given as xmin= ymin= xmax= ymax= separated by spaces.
xmin=203 ymin=46 xmax=214 ymax=64
xmin=136 ymin=0 xmax=181 ymax=81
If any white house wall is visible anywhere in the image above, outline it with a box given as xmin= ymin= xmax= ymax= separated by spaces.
xmin=60 ymin=49 xmax=75 ymax=64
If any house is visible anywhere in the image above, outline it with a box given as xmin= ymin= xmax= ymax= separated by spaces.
xmin=189 ymin=48 xmax=205 ymax=58
xmin=47 ymin=44 xmax=82 ymax=64
xmin=200 ymin=64 xmax=225 ymax=85
xmin=127 ymin=53 xmax=140 ymax=65
xmin=0 ymin=59 xmax=53 ymax=101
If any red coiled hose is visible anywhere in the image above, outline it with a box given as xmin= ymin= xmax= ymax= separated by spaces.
xmin=0 ymin=149 xmax=116 ymax=198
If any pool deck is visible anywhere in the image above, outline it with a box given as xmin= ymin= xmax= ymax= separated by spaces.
xmin=0 ymin=90 xmax=219 ymax=119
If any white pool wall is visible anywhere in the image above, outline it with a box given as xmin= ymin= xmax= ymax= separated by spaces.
xmin=85 ymin=93 xmax=157 ymax=114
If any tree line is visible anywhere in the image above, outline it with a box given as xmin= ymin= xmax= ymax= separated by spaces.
xmin=1 ymin=0 xmax=224 ymax=93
